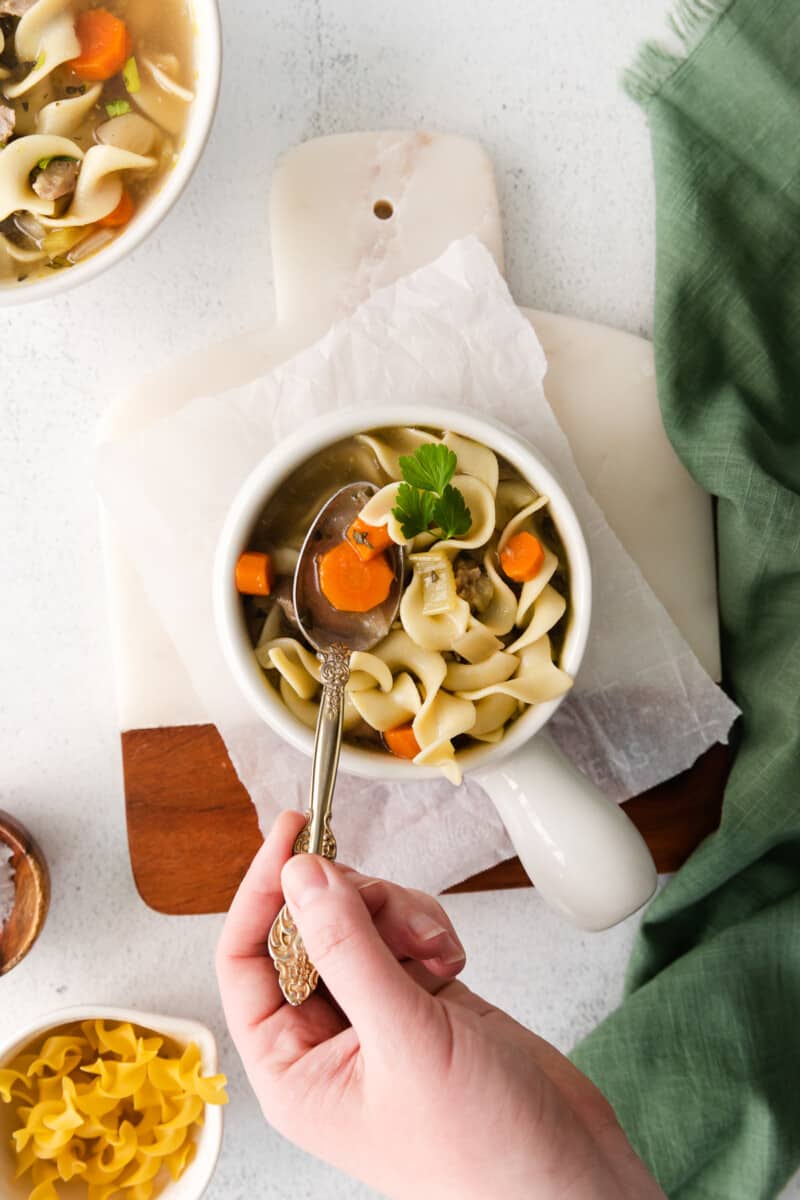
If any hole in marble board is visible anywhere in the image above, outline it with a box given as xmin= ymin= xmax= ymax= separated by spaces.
xmin=373 ymin=199 xmax=394 ymax=220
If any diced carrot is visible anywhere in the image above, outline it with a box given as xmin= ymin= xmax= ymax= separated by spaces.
xmin=98 ymin=189 xmax=135 ymax=228
xmin=499 ymin=531 xmax=545 ymax=583
xmin=318 ymin=541 xmax=393 ymax=613
xmin=345 ymin=517 xmax=393 ymax=562
xmin=235 ymin=552 xmax=274 ymax=596
xmin=69 ymin=10 xmax=132 ymax=81
xmin=384 ymin=723 xmax=421 ymax=760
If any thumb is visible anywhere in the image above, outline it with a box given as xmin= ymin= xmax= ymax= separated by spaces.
xmin=281 ymin=854 xmax=429 ymax=1038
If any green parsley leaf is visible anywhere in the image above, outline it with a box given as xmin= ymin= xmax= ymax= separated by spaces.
xmin=398 ymin=444 xmax=457 ymax=495
xmin=105 ymin=99 xmax=131 ymax=117
xmin=123 ymin=55 xmax=141 ymax=94
xmin=392 ymin=482 xmax=437 ymax=539
xmin=392 ymin=440 xmax=473 ymax=540
xmin=433 ymin=485 xmax=472 ymax=539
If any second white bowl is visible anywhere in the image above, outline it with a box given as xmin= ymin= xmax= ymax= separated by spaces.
xmin=0 ymin=0 xmax=222 ymax=307
xmin=0 ymin=1005 xmax=224 ymax=1200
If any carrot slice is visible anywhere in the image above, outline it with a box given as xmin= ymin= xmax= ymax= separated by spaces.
xmin=384 ymin=723 xmax=421 ymax=760
xmin=69 ymin=10 xmax=132 ymax=81
xmin=499 ymin=531 xmax=545 ymax=583
xmin=345 ymin=517 xmax=393 ymax=562
xmin=235 ymin=552 xmax=274 ymax=596
xmin=98 ymin=189 xmax=135 ymax=228
xmin=318 ymin=541 xmax=393 ymax=613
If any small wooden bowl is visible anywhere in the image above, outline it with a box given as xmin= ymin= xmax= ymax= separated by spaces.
xmin=0 ymin=811 xmax=49 ymax=976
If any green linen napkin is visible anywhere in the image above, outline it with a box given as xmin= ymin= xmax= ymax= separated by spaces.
xmin=570 ymin=2 xmax=800 ymax=1197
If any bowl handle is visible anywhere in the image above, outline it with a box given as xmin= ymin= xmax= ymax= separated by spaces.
xmin=473 ymin=734 xmax=657 ymax=930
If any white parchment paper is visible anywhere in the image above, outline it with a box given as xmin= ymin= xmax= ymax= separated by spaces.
xmin=96 ymin=239 xmax=739 ymax=893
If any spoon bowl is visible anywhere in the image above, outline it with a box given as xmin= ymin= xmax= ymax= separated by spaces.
xmin=294 ymin=481 xmax=404 ymax=653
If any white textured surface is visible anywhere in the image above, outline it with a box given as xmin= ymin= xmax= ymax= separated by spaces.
xmin=3 ymin=2 xmax=796 ymax=1198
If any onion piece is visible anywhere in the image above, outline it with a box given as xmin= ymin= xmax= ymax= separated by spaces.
xmin=14 ymin=211 xmax=47 ymax=246
xmin=143 ymin=57 xmax=194 ymax=103
xmin=151 ymin=51 xmax=180 ymax=76
xmin=410 ymin=553 xmax=459 ymax=616
xmin=95 ymin=111 xmax=160 ymax=157
xmin=66 ymin=227 xmax=114 ymax=264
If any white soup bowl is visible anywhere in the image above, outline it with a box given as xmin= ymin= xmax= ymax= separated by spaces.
xmin=214 ymin=405 xmax=657 ymax=930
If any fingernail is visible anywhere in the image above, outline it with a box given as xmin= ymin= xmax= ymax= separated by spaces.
xmin=283 ymin=855 xmax=329 ymax=907
xmin=407 ymin=911 xmax=449 ymax=942
xmin=440 ymin=942 xmax=466 ymax=965
xmin=357 ymin=878 xmax=382 ymax=892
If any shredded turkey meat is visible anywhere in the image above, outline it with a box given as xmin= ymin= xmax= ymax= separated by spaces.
xmin=31 ymin=158 xmax=79 ymax=201
xmin=453 ymin=554 xmax=494 ymax=614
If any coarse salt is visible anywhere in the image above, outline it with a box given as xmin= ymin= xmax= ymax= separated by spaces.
xmin=0 ymin=842 xmax=15 ymax=929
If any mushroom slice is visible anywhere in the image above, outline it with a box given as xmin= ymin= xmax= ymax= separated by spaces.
xmin=0 ymin=232 xmax=46 ymax=263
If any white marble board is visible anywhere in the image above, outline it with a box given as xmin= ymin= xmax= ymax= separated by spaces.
xmin=100 ymin=130 xmax=720 ymax=742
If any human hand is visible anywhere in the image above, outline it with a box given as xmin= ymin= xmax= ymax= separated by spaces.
xmin=216 ymin=810 xmax=664 ymax=1200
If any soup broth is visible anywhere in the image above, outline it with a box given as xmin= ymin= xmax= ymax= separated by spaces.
xmin=0 ymin=0 xmax=194 ymax=284
xmin=238 ymin=427 xmax=573 ymax=785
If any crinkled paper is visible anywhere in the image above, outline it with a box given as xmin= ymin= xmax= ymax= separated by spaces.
xmin=96 ymin=239 xmax=739 ymax=893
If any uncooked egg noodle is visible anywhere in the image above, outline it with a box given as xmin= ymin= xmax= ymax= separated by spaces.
xmin=0 ymin=1019 xmax=228 ymax=1200
xmin=256 ymin=427 xmax=572 ymax=784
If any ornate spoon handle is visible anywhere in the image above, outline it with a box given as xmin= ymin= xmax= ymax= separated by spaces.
xmin=268 ymin=643 xmax=350 ymax=1006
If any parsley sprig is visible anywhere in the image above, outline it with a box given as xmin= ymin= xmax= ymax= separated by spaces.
xmin=392 ymin=444 xmax=472 ymax=540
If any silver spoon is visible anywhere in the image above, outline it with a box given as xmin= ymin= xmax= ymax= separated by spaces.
xmin=268 ymin=482 xmax=404 ymax=1005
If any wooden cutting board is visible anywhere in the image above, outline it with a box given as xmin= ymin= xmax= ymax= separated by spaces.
xmin=99 ymin=131 xmax=728 ymax=915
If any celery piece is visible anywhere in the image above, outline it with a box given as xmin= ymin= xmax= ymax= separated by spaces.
xmin=122 ymin=56 xmax=141 ymax=94
xmin=105 ymin=100 xmax=131 ymax=118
